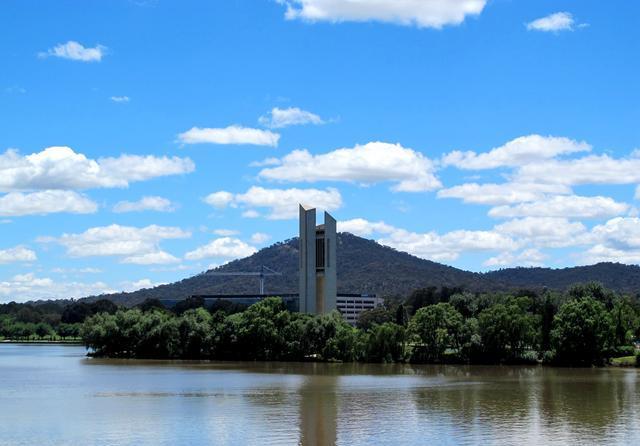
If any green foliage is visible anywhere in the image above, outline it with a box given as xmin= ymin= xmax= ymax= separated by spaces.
xmin=477 ymin=298 xmax=535 ymax=362
xmin=409 ymin=303 xmax=463 ymax=362
xmin=356 ymin=306 xmax=394 ymax=331
xmin=363 ymin=322 xmax=406 ymax=363
xmin=551 ymin=297 xmax=613 ymax=366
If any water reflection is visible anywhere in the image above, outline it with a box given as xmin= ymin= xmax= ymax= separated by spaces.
xmin=1 ymin=345 xmax=639 ymax=446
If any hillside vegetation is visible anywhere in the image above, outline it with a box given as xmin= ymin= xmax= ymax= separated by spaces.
xmin=80 ymin=233 xmax=640 ymax=306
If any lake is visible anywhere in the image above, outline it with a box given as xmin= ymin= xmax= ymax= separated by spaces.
xmin=1 ymin=344 xmax=639 ymax=445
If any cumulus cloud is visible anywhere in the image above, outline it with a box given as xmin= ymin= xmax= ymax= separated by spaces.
xmin=494 ymin=217 xmax=590 ymax=248
xmin=205 ymin=186 xmax=343 ymax=220
xmin=259 ymin=107 xmax=325 ymax=128
xmin=278 ymin=0 xmax=487 ymax=28
xmin=338 ymin=218 xmax=518 ymax=262
xmin=0 ymin=273 xmax=113 ymax=302
xmin=185 ymin=237 xmax=258 ymax=261
xmin=39 ymin=41 xmax=106 ymax=62
xmin=259 ymin=142 xmax=441 ymax=192
xmin=488 ymin=195 xmax=629 ymax=219
xmin=515 ymin=154 xmax=640 ymax=186
xmin=0 ymin=190 xmax=97 ymax=216
xmin=526 ymin=12 xmax=575 ymax=32
xmin=113 ymin=196 xmax=175 ymax=213
xmin=213 ymin=229 xmax=240 ymax=236
xmin=437 ymin=182 xmax=571 ymax=205
xmin=43 ymin=224 xmax=189 ymax=264
xmin=205 ymin=191 xmax=234 ymax=209
xmin=484 ymin=249 xmax=548 ymax=268
xmin=178 ymin=125 xmax=280 ymax=147
xmin=121 ymin=278 xmax=167 ymax=292
xmin=250 ymin=232 xmax=271 ymax=244
xmin=0 ymin=246 xmax=37 ymax=264
xmin=122 ymin=251 xmax=180 ymax=265
xmin=0 ymin=146 xmax=194 ymax=192
xmin=582 ymin=218 xmax=640 ymax=264
xmin=441 ymin=135 xmax=590 ymax=170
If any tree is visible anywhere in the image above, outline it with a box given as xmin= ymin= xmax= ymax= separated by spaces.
xmin=178 ymin=308 xmax=213 ymax=359
xmin=35 ymin=322 xmax=53 ymax=339
xmin=568 ymin=282 xmax=615 ymax=310
xmin=137 ymin=298 xmax=166 ymax=312
xmin=356 ymin=306 xmax=393 ymax=331
xmin=551 ymin=297 xmax=613 ymax=366
xmin=364 ymin=322 xmax=406 ymax=363
xmin=477 ymin=299 xmax=535 ymax=362
xmin=610 ymin=297 xmax=638 ymax=347
xmin=409 ymin=303 xmax=463 ymax=362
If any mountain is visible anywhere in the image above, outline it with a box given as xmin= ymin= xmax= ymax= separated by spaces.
xmin=85 ymin=233 xmax=496 ymax=306
xmin=483 ymin=263 xmax=640 ymax=293
xmin=83 ymin=233 xmax=640 ymax=307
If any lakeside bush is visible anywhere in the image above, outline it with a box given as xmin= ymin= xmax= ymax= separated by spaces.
xmin=3 ymin=282 xmax=639 ymax=366
xmin=77 ymin=283 xmax=640 ymax=366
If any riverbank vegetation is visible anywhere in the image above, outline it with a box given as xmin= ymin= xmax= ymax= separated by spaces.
xmin=0 ymin=299 xmax=118 ymax=342
xmin=2 ymin=282 xmax=639 ymax=366
xmin=78 ymin=282 xmax=640 ymax=366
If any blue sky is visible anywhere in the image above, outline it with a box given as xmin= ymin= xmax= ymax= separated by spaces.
xmin=1 ymin=0 xmax=639 ymax=301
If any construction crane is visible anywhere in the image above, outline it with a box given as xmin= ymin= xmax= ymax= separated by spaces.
xmin=205 ymin=265 xmax=282 ymax=295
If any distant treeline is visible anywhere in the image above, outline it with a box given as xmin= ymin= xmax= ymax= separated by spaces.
xmin=0 ymin=299 xmax=119 ymax=341
xmin=77 ymin=282 xmax=640 ymax=367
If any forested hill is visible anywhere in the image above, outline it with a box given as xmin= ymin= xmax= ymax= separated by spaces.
xmin=84 ymin=233 xmax=495 ymax=306
xmin=483 ymin=263 xmax=640 ymax=293
xmin=83 ymin=233 xmax=640 ymax=307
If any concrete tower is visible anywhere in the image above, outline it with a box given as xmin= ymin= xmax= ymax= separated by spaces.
xmin=299 ymin=204 xmax=337 ymax=314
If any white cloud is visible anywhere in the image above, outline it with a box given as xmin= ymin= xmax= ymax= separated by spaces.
xmin=113 ymin=196 xmax=175 ymax=213
xmin=494 ymin=217 xmax=590 ymax=248
xmin=338 ymin=218 xmax=395 ymax=236
xmin=205 ymin=186 xmax=343 ymax=220
xmin=0 ymin=146 xmax=194 ymax=192
xmin=242 ymin=209 xmax=260 ymax=218
xmin=110 ymin=96 xmax=130 ymax=103
xmin=178 ymin=125 xmax=280 ymax=147
xmin=437 ymin=182 xmax=571 ymax=205
xmin=250 ymin=232 xmax=271 ymax=244
xmin=0 ymin=273 xmax=113 ymax=302
xmin=527 ymin=12 xmax=575 ymax=32
xmin=0 ymin=246 xmax=37 ymax=264
xmin=51 ymin=267 xmax=102 ymax=274
xmin=122 ymin=251 xmax=180 ymax=265
xmin=204 ymin=191 xmax=234 ymax=209
xmin=259 ymin=142 xmax=441 ymax=192
xmin=442 ymin=135 xmax=590 ymax=170
xmin=213 ymin=229 xmax=240 ymax=236
xmin=121 ymin=278 xmax=167 ymax=292
xmin=339 ymin=218 xmax=517 ymax=262
xmin=39 ymin=41 xmax=106 ymax=62
xmin=582 ymin=218 xmax=640 ymax=264
xmin=278 ymin=0 xmax=487 ymax=29
xmin=636 ymin=185 xmax=640 ymax=200
xmin=488 ymin=195 xmax=629 ymax=219
xmin=516 ymin=154 xmax=640 ymax=186
xmin=43 ymin=224 xmax=190 ymax=264
xmin=484 ymin=249 xmax=548 ymax=268
xmin=185 ymin=237 xmax=258 ymax=261
xmin=0 ymin=190 xmax=97 ymax=216
xmin=259 ymin=107 xmax=324 ymax=128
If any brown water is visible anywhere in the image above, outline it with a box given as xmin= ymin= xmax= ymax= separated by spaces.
xmin=1 ymin=344 xmax=639 ymax=445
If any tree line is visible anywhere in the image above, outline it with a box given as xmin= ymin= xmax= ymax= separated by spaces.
xmin=0 ymin=299 xmax=119 ymax=341
xmin=78 ymin=282 xmax=640 ymax=366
